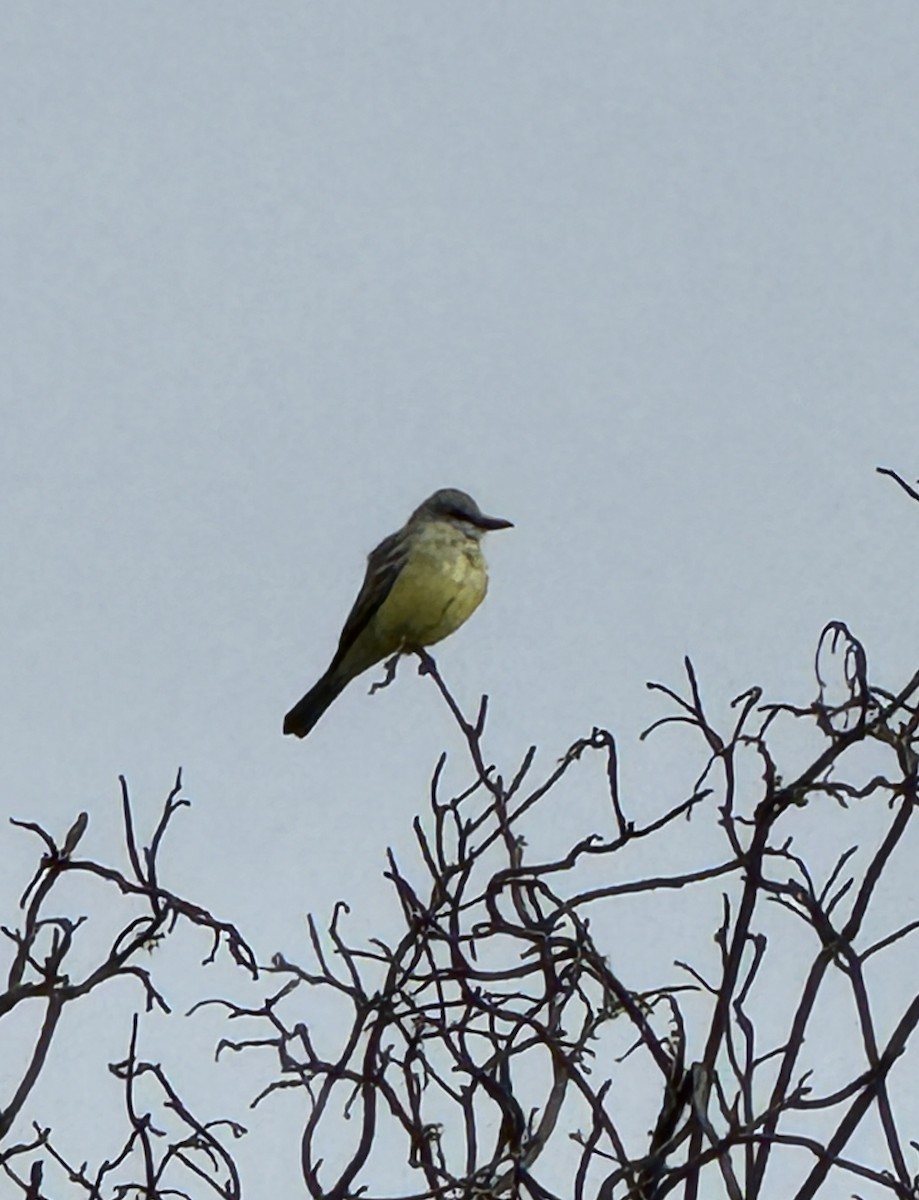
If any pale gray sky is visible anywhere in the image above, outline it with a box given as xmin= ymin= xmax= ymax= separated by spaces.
xmin=2 ymin=4 xmax=919 ymax=1196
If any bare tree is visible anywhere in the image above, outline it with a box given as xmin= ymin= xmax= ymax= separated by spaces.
xmin=0 ymin=773 xmax=255 ymax=1199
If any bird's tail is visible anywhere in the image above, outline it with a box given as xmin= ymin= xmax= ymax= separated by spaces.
xmin=283 ymin=669 xmax=348 ymax=738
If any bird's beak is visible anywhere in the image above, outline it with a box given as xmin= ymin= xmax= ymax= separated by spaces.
xmin=475 ymin=512 xmax=514 ymax=531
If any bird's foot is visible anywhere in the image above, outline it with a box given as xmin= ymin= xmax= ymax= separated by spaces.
xmin=414 ymin=648 xmax=437 ymax=677
xmin=369 ymin=653 xmax=402 ymax=695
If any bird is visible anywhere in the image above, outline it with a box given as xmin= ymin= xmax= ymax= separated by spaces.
xmin=283 ymin=488 xmax=513 ymax=738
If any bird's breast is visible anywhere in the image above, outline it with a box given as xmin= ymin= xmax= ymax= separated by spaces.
xmin=372 ymin=525 xmax=489 ymax=649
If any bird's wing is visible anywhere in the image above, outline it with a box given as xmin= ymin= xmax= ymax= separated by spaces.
xmin=328 ymin=530 xmax=409 ymax=671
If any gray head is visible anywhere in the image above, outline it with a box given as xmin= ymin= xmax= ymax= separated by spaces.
xmin=411 ymin=488 xmax=513 ymax=535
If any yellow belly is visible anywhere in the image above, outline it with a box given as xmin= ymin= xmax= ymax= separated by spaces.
xmin=372 ymin=527 xmax=488 ymax=652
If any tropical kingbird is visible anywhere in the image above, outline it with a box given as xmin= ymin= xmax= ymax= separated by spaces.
xmin=283 ymin=488 xmax=513 ymax=738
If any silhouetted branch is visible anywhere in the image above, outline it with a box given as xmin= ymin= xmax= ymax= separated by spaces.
xmin=877 ymin=465 xmax=919 ymax=505
xmin=0 ymin=773 xmax=253 ymax=1197
xmin=224 ymin=620 xmax=919 ymax=1198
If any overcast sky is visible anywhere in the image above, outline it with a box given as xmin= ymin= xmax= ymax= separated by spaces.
xmin=3 ymin=4 xmax=919 ymax=1196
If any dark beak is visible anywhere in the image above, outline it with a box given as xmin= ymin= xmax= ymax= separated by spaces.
xmin=475 ymin=512 xmax=514 ymax=531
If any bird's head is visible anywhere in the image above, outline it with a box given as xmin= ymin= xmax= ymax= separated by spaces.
xmin=413 ymin=488 xmax=514 ymax=537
